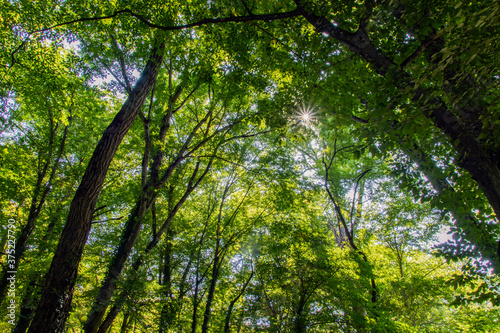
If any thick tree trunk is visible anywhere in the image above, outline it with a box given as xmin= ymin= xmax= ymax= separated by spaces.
xmin=27 ymin=37 xmax=165 ymax=333
xmin=404 ymin=144 xmax=500 ymax=269
xmin=423 ymin=101 xmax=500 ymax=223
xmin=297 ymin=4 xmax=500 ymax=259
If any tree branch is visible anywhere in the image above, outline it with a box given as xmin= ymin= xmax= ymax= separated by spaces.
xmin=11 ymin=8 xmax=302 ymax=65
xmin=400 ymin=31 xmax=443 ymax=68
xmin=110 ymin=34 xmax=132 ymax=94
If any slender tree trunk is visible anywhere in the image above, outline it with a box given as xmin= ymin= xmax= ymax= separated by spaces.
xmin=87 ymin=160 xmax=210 ymax=332
xmin=119 ymin=311 xmax=130 ymax=333
xmin=158 ymin=230 xmax=175 ymax=333
xmin=85 ymin=88 xmax=214 ymax=332
xmin=84 ymin=191 xmax=155 ymax=333
xmin=0 ymin=124 xmax=68 ymax=302
xmin=27 ymin=36 xmax=165 ymax=333
xmin=293 ymin=295 xmax=307 ymax=333
xmin=191 ymin=216 xmax=211 ymax=333
xmin=190 ymin=285 xmax=200 ymax=333
xmin=97 ymin=303 xmax=122 ymax=333
xmin=201 ymin=176 xmax=233 ymax=333
xmin=12 ymin=211 xmax=60 ymax=332
xmin=224 ymin=271 xmax=253 ymax=333
xmin=323 ymin=159 xmax=378 ymax=321
xmin=201 ymin=251 xmax=220 ymax=333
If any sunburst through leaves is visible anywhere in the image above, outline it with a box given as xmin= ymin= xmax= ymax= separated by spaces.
xmin=293 ymin=101 xmax=317 ymax=129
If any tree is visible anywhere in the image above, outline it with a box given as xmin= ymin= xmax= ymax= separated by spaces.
xmin=2 ymin=1 xmax=500 ymax=332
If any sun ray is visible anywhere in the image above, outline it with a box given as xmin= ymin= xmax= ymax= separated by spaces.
xmin=293 ymin=101 xmax=317 ymax=128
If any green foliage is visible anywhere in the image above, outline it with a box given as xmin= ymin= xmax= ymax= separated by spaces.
xmin=1 ymin=0 xmax=500 ymax=332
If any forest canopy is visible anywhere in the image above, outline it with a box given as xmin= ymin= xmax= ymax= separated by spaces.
xmin=1 ymin=0 xmax=500 ymax=332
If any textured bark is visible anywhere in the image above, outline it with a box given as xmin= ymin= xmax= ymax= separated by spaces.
xmin=27 ymin=36 xmax=165 ymax=333
xmin=423 ymin=101 xmax=500 ymax=223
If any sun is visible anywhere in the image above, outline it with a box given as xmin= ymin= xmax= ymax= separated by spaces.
xmin=293 ymin=101 xmax=316 ymax=128
xmin=301 ymin=109 xmax=312 ymax=122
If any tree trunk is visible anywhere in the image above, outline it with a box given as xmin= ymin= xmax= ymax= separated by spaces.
xmin=97 ymin=303 xmax=122 ymax=333
xmin=403 ymin=144 xmax=500 ymax=269
xmin=84 ymin=190 xmax=155 ymax=333
xmin=27 ymin=36 xmax=165 ymax=333
xmin=297 ymin=3 xmax=500 ymax=251
xmin=158 ymin=230 xmax=175 ymax=333
xmin=119 ymin=311 xmax=130 ymax=333
xmin=86 ymin=160 xmax=209 ymax=332
xmin=224 ymin=271 xmax=253 ymax=333
xmin=293 ymin=295 xmax=307 ymax=333
xmin=201 ymin=179 xmax=230 ymax=333
xmin=201 ymin=252 xmax=220 ymax=333
xmin=11 ymin=212 xmax=60 ymax=332
xmin=12 ymin=280 xmax=37 ymax=333
xmin=0 ymin=124 xmax=68 ymax=302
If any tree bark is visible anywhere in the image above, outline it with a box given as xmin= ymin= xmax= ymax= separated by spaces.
xmin=27 ymin=36 xmax=165 ymax=333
